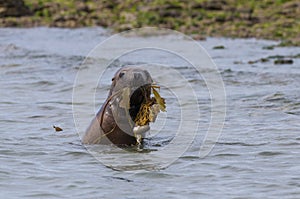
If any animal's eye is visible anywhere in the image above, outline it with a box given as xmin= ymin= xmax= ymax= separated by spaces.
xmin=119 ymin=72 xmax=125 ymax=78
xmin=111 ymin=77 xmax=115 ymax=81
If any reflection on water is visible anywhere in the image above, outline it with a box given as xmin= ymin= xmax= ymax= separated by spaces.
xmin=0 ymin=27 xmax=300 ymax=198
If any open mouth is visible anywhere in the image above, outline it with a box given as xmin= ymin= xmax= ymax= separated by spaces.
xmin=128 ymin=83 xmax=166 ymax=129
xmin=129 ymin=84 xmax=152 ymax=121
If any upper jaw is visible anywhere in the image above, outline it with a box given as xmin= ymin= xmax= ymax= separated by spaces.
xmin=130 ymin=70 xmax=153 ymax=88
xmin=112 ymin=70 xmax=153 ymax=95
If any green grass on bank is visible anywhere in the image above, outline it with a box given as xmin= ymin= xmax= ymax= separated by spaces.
xmin=3 ymin=0 xmax=300 ymax=45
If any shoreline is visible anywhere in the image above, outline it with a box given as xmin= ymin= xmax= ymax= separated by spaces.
xmin=0 ymin=0 xmax=299 ymax=46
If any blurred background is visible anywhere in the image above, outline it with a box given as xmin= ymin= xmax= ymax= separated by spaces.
xmin=1 ymin=0 xmax=299 ymax=46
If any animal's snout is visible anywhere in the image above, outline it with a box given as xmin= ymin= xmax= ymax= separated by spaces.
xmin=134 ymin=72 xmax=143 ymax=81
xmin=113 ymin=68 xmax=153 ymax=91
xmin=132 ymin=71 xmax=152 ymax=87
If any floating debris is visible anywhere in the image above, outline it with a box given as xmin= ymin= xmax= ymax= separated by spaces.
xmin=262 ymin=45 xmax=275 ymax=50
xmin=274 ymin=59 xmax=293 ymax=65
xmin=260 ymin=58 xmax=268 ymax=62
xmin=213 ymin=45 xmax=225 ymax=49
xmin=53 ymin=125 xmax=63 ymax=132
xmin=246 ymin=54 xmax=298 ymax=65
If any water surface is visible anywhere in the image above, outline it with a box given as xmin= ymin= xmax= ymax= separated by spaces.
xmin=0 ymin=27 xmax=300 ymax=198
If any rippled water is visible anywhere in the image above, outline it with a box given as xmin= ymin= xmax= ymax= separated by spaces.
xmin=1 ymin=27 xmax=300 ymax=198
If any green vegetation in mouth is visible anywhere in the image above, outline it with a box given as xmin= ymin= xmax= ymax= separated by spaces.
xmin=134 ymin=85 xmax=166 ymax=127
xmin=1 ymin=0 xmax=299 ymax=46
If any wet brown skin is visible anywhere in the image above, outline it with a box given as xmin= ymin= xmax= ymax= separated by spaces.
xmin=82 ymin=66 xmax=153 ymax=146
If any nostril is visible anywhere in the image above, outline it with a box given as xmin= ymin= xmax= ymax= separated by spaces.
xmin=134 ymin=73 xmax=142 ymax=80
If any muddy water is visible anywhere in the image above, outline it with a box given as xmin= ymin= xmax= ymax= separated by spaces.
xmin=0 ymin=27 xmax=300 ymax=198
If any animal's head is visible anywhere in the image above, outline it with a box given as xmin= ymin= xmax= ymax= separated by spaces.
xmin=110 ymin=66 xmax=153 ymax=95
xmin=108 ymin=66 xmax=153 ymax=133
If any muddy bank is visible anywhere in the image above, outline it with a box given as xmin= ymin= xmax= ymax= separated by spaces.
xmin=0 ymin=0 xmax=299 ymax=46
